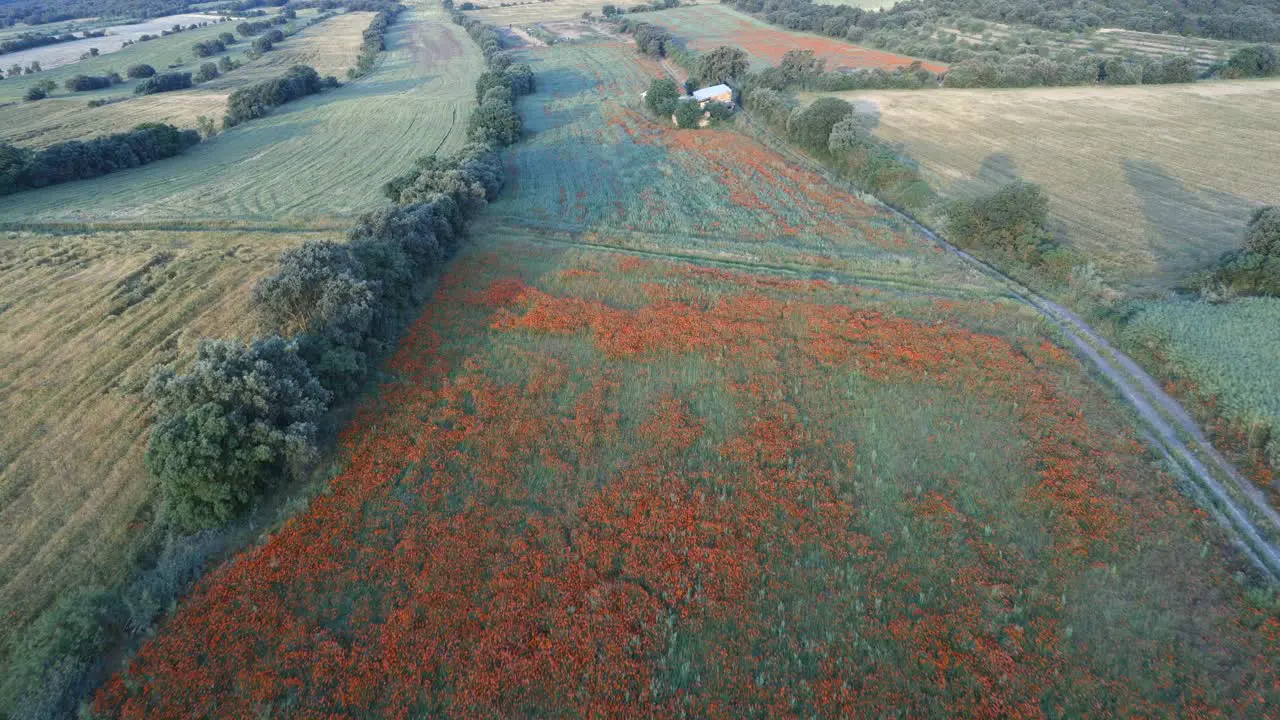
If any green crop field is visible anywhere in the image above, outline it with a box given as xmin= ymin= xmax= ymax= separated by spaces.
xmin=0 ymin=4 xmax=483 ymax=226
xmin=91 ymin=39 xmax=1280 ymax=717
xmin=0 ymin=11 xmax=372 ymax=148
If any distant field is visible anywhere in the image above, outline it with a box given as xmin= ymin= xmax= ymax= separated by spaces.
xmin=467 ymin=0 xmax=629 ymax=24
xmin=644 ymin=4 xmax=945 ymax=72
xmin=0 ymin=12 xmax=324 ymax=105
xmin=0 ymin=13 xmax=237 ymax=73
xmin=813 ymin=80 xmax=1280 ymax=294
xmin=0 ymin=5 xmax=483 ymax=226
xmin=0 ymin=226 xmax=335 ymax=653
xmin=0 ymin=12 xmax=372 ymax=148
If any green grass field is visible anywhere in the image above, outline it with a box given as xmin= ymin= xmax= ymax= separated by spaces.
xmin=92 ymin=39 xmax=1280 ymax=716
xmin=0 ymin=5 xmax=483 ymax=226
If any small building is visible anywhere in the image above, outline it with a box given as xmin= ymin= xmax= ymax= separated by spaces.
xmin=691 ymin=84 xmax=733 ymax=108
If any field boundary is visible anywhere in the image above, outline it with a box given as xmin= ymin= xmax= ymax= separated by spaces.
xmin=736 ymin=111 xmax=1280 ymax=583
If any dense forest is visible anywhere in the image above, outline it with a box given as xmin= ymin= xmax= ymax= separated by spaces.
xmin=0 ymin=0 xmax=190 ymax=26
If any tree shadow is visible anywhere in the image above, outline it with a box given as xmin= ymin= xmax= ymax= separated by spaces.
xmin=1122 ymin=159 xmax=1258 ymax=284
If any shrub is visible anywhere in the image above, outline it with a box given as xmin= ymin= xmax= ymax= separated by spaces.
xmin=0 ymin=585 xmax=119 ymax=716
xmin=252 ymin=35 xmax=274 ymax=52
xmin=947 ymin=181 xmax=1054 ymax=263
xmin=191 ymin=38 xmax=226 ymax=57
xmin=126 ymin=63 xmax=156 ymax=78
xmin=64 ymin=74 xmax=113 ymax=91
xmin=145 ymin=336 xmax=330 ymax=531
xmin=673 ymin=98 xmax=702 ymax=128
xmin=1227 ymin=44 xmax=1279 ymax=77
xmin=645 ymin=77 xmax=680 ymax=116
xmin=194 ymin=62 xmax=219 ymax=82
xmin=786 ymin=96 xmax=852 ymax=154
xmin=219 ymin=31 xmax=236 ymax=45
xmin=225 ymin=65 xmax=323 ymax=126
xmin=23 ymin=85 xmax=46 ymax=101
xmin=134 ymin=72 xmax=192 ymax=95
xmin=1211 ymin=206 xmax=1280 ymax=296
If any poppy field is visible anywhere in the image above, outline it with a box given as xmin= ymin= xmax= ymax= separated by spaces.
xmin=93 ymin=41 xmax=1280 ymax=717
xmin=640 ymin=4 xmax=946 ymax=73
xmin=95 ymin=236 xmax=1280 ymax=717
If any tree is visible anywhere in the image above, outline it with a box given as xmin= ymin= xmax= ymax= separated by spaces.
xmin=219 ymin=31 xmax=236 ymax=44
xmin=645 ymin=77 xmax=680 ymax=116
xmin=785 ymin=96 xmax=852 ymax=153
xmin=23 ymin=85 xmax=46 ymax=101
xmin=194 ymin=62 xmax=219 ymax=82
xmin=695 ymin=45 xmax=748 ymax=85
xmin=468 ymin=97 xmax=522 ymax=145
xmin=745 ymin=86 xmax=788 ymax=129
xmin=780 ymin=49 xmax=826 ymax=80
xmin=218 ymin=55 xmax=235 ymax=72
xmin=145 ymin=336 xmax=330 ymax=531
xmin=947 ymin=181 xmax=1053 ymax=263
xmin=1211 ymin=206 xmax=1280 ymax=296
xmin=1228 ymin=44 xmax=1278 ymax=77
xmin=603 ymin=3 xmax=620 ymax=16
xmin=673 ymin=98 xmax=702 ymax=128
xmin=252 ymin=35 xmax=274 ymax=53
xmin=126 ymin=63 xmax=156 ymax=78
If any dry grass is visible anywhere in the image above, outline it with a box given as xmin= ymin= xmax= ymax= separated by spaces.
xmin=0 ymin=5 xmax=483 ymax=225
xmin=466 ymin=0 xmax=631 ymax=24
xmin=812 ymin=79 xmax=1280 ymax=293
xmin=0 ymin=12 xmax=374 ymax=148
xmin=0 ymin=227 xmax=338 ymax=652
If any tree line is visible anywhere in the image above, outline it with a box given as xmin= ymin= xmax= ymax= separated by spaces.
xmin=143 ymin=4 xmax=532 ymax=536
xmin=223 ymin=64 xmax=338 ymax=127
xmin=0 ymin=27 xmax=104 ymax=55
xmin=0 ymin=123 xmax=199 ymax=196
xmin=451 ymin=12 xmax=535 ymax=144
xmin=350 ymin=4 xmax=403 ymax=79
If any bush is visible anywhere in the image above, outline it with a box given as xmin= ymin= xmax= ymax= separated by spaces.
xmin=252 ymin=35 xmax=274 ymax=52
xmin=1227 ymin=44 xmax=1279 ymax=77
xmin=145 ymin=336 xmax=330 ymax=531
xmin=219 ymin=31 xmax=236 ymax=45
xmin=126 ymin=63 xmax=156 ymax=78
xmin=0 ymin=585 xmax=118 ymax=716
xmin=786 ymin=96 xmax=852 ymax=154
xmin=64 ymin=73 xmax=113 ymax=91
xmin=225 ymin=65 xmax=324 ymax=126
xmin=23 ymin=85 xmax=46 ymax=101
xmin=134 ymin=72 xmax=192 ymax=95
xmin=947 ymin=181 xmax=1054 ymax=263
xmin=673 ymin=98 xmax=702 ymax=128
xmin=645 ymin=77 xmax=680 ymax=116
xmin=695 ymin=45 xmax=748 ymax=85
xmin=1211 ymin=206 xmax=1280 ymax=296
xmin=194 ymin=62 xmax=219 ymax=82
xmin=192 ymin=38 xmax=226 ymax=57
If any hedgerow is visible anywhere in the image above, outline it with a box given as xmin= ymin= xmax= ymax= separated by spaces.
xmin=0 ymin=123 xmax=200 ymax=196
xmin=223 ymin=65 xmax=335 ymax=127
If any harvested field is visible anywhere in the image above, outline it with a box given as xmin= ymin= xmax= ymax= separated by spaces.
xmin=645 ymin=4 xmax=945 ymax=72
xmin=467 ymin=0 xmax=625 ymax=24
xmin=0 ymin=5 xmax=484 ymax=225
xmin=0 ymin=227 xmax=336 ymax=653
xmin=815 ymin=80 xmax=1280 ymax=294
xmin=0 ymin=11 xmax=371 ymax=148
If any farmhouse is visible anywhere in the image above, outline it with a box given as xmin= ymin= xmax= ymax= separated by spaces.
xmin=691 ymin=83 xmax=733 ymax=108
